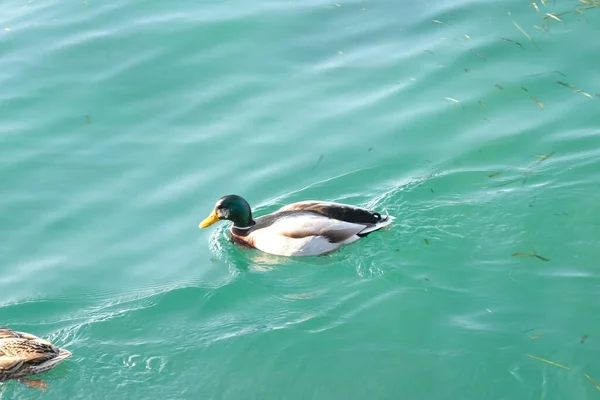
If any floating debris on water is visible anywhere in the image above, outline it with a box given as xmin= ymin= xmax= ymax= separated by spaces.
xmin=532 ymin=2 xmax=540 ymax=12
xmin=432 ymin=20 xmax=443 ymax=24
xmin=495 ymin=84 xmax=504 ymax=90
xmin=529 ymin=196 xmax=537 ymax=207
xmin=557 ymin=81 xmax=593 ymax=98
xmin=312 ymin=154 xmax=324 ymax=170
xmin=534 ymin=25 xmax=548 ymax=32
xmin=526 ymin=70 xmax=566 ymax=77
xmin=479 ymin=100 xmax=486 ymax=108
xmin=512 ymin=252 xmax=550 ymax=262
xmin=531 ymin=96 xmax=544 ymax=110
xmin=545 ymin=13 xmax=562 ymax=21
xmin=521 ymin=152 xmax=555 ymax=185
xmin=491 ymin=152 xmax=555 ymax=188
xmin=338 ymin=50 xmax=343 ymax=55
xmin=531 ymin=333 xmax=543 ymax=340
xmin=513 ymin=252 xmax=536 ymax=258
xmin=581 ymin=335 xmax=589 ymax=344
xmin=580 ymin=0 xmax=600 ymax=6
xmin=444 ymin=97 xmax=464 ymax=109
xmin=585 ymin=374 xmax=600 ymax=391
xmin=488 ymin=171 xmax=501 ymax=178
xmin=521 ymin=87 xmax=529 ymax=92
xmin=465 ymin=34 xmax=471 ymax=40
xmin=85 ymin=115 xmax=92 ymax=124
xmin=527 ymin=354 xmax=571 ymax=370
xmin=535 ymin=151 xmax=555 ymax=161
xmin=499 ymin=37 xmax=525 ymax=50
xmin=469 ymin=49 xmax=487 ymax=61
xmin=424 ymin=238 xmax=430 ymax=245
xmin=513 ymin=21 xmax=534 ymax=42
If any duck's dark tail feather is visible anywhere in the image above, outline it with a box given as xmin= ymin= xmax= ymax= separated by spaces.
xmin=357 ymin=215 xmax=395 ymax=237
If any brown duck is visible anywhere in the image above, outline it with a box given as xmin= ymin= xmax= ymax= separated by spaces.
xmin=0 ymin=327 xmax=71 ymax=391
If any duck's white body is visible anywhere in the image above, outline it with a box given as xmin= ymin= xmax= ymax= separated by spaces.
xmin=229 ymin=200 xmax=394 ymax=257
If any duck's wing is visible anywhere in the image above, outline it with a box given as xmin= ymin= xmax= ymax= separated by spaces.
xmin=244 ymin=206 xmax=395 ymax=256
xmin=0 ymin=357 xmax=23 ymax=373
xmin=0 ymin=328 xmax=41 ymax=341
xmin=245 ymin=211 xmax=370 ymax=256
xmin=277 ymin=201 xmax=385 ymax=225
xmin=256 ymin=211 xmax=370 ymax=243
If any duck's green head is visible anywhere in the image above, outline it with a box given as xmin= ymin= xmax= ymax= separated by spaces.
xmin=199 ymin=195 xmax=254 ymax=229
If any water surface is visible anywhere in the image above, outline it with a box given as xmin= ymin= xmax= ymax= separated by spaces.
xmin=1 ymin=0 xmax=600 ymax=398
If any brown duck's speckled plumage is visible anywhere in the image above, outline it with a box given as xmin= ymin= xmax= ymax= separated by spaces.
xmin=0 ymin=328 xmax=71 ymax=381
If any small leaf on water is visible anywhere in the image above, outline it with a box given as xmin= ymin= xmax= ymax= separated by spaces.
xmin=531 ymin=333 xmax=543 ymax=340
xmin=531 ymin=96 xmax=544 ymax=110
xmin=527 ymin=354 xmax=571 ymax=370
xmin=513 ymin=253 xmax=536 ymax=258
xmin=585 ymin=374 xmax=600 ymax=391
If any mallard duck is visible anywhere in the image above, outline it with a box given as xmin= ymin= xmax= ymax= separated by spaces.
xmin=0 ymin=328 xmax=71 ymax=391
xmin=198 ymin=195 xmax=394 ymax=256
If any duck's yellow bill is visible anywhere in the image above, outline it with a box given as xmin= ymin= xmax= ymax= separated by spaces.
xmin=199 ymin=211 xmax=220 ymax=228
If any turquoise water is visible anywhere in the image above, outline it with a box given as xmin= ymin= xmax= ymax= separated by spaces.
xmin=2 ymin=0 xmax=600 ymax=398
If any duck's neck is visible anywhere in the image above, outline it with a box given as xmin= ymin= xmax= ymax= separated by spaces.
xmin=233 ymin=219 xmax=255 ymax=229
xmin=231 ymin=219 xmax=255 ymax=236
xmin=232 ymin=205 xmax=254 ymax=228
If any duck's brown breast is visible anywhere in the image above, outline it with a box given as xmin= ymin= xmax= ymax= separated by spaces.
xmin=230 ymin=232 xmax=256 ymax=249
